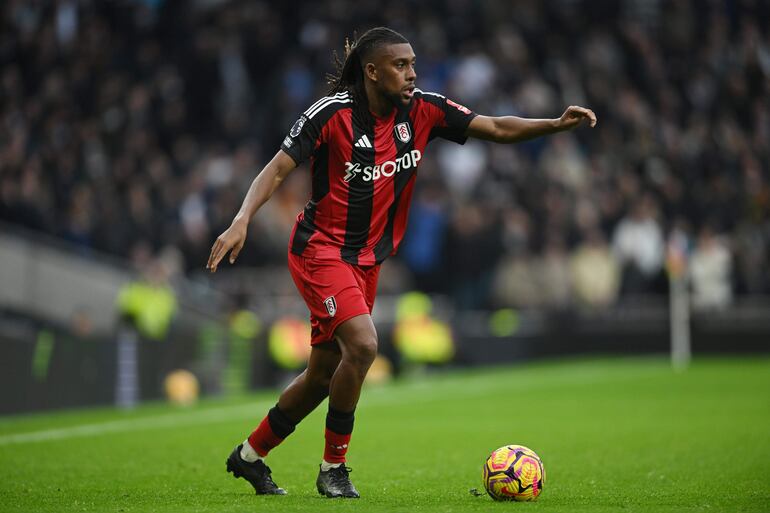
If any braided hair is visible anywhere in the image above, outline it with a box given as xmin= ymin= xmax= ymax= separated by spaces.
xmin=328 ymin=27 xmax=409 ymax=128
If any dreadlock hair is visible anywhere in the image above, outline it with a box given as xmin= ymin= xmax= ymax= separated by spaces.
xmin=327 ymin=27 xmax=409 ymax=129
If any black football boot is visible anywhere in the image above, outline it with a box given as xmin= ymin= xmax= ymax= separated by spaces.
xmin=316 ymin=465 xmax=360 ymax=498
xmin=226 ymin=444 xmax=286 ymax=495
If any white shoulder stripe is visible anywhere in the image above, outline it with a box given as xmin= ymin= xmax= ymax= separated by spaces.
xmin=306 ymin=98 xmax=352 ymax=119
xmin=303 ymin=92 xmax=350 ymax=117
xmin=414 ymin=88 xmax=445 ymax=99
xmin=305 ymin=93 xmax=350 ymax=117
xmin=303 ymin=92 xmax=348 ymax=115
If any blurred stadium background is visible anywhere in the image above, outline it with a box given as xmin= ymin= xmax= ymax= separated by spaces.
xmin=0 ymin=0 xmax=769 ymax=414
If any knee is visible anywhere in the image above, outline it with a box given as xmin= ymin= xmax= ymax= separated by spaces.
xmin=344 ymin=332 xmax=378 ymax=370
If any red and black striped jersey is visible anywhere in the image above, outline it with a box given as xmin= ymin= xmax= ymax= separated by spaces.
xmin=280 ymin=89 xmax=476 ymax=266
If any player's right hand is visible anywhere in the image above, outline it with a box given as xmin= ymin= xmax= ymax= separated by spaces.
xmin=207 ymin=219 xmax=248 ymax=273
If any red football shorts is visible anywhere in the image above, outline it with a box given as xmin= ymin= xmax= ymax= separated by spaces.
xmin=287 ymin=252 xmax=380 ymax=345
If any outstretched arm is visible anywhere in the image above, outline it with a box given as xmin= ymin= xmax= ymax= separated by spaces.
xmin=207 ymin=149 xmax=297 ymax=272
xmin=466 ymin=105 xmax=597 ymax=143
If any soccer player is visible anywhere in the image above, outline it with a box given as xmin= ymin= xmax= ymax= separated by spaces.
xmin=207 ymin=27 xmax=595 ymax=498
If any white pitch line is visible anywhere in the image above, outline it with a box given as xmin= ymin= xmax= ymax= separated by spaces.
xmin=0 ymin=363 xmax=660 ymax=447
xmin=0 ymin=401 xmax=271 ymax=446
xmin=0 ymin=379 xmax=506 ymax=447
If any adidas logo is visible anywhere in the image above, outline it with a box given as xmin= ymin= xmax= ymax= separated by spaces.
xmin=354 ymin=135 xmax=372 ymax=148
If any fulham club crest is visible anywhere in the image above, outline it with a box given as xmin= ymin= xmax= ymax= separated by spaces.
xmin=394 ymin=122 xmax=411 ymax=143
xmin=324 ymin=296 xmax=337 ymax=317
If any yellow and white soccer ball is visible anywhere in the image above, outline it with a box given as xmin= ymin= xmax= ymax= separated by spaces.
xmin=482 ymin=444 xmax=545 ymax=501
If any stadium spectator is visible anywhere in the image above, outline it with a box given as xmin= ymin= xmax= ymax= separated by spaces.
xmin=689 ymin=226 xmax=733 ymax=311
xmin=570 ymin=229 xmax=620 ymax=308
xmin=612 ymin=195 xmax=666 ymax=295
xmin=1 ymin=0 xmax=768 ymax=307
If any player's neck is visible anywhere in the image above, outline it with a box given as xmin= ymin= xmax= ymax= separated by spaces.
xmin=365 ymin=82 xmax=394 ymax=119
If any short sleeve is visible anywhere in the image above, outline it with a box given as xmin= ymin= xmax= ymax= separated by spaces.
xmin=280 ymin=93 xmax=352 ymax=165
xmin=420 ymin=91 xmax=477 ymax=144
xmin=280 ymin=113 xmax=320 ymax=166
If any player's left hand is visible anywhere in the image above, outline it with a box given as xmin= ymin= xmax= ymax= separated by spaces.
xmin=558 ymin=105 xmax=597 ymax=130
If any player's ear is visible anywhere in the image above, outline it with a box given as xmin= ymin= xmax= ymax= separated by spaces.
xmin=365 ymin=62 xmax=377 ymax=82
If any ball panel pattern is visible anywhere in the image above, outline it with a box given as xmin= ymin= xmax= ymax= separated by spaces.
xmin=482 ymin=445 xmax=544 ymax=501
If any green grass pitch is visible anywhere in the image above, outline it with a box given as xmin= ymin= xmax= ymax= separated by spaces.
xmin=0 ymin=356 xmax=768 ymax=512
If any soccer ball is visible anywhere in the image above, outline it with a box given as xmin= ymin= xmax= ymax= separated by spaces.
xmin=482 ymin=445 xmax=545 ymax=501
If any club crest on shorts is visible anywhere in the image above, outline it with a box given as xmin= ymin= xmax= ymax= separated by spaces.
xmin=323 ymin=296 xmax=337 ymax=317
xmin=394 ymin=122 xmax=411 ymax=143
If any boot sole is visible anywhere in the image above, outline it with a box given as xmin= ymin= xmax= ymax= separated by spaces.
xmin=317 ymin=484 xmax=358 ymax=498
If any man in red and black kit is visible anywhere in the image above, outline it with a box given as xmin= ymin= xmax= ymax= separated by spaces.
xmin=207 ymin=27 xmax=596 ymax=498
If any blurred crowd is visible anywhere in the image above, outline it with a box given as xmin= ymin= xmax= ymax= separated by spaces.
xmin=1 ymin=0 xmax=768 ymax=311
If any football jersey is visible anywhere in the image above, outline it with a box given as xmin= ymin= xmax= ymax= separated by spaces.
xmin=280 ymin=89 xmax=476 ymax=266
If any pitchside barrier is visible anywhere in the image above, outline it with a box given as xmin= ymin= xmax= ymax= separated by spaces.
xmin=1 ymin=225 xmax=768 ymax=414
xmin=2 ymin=299 xmax=769 ymax=414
